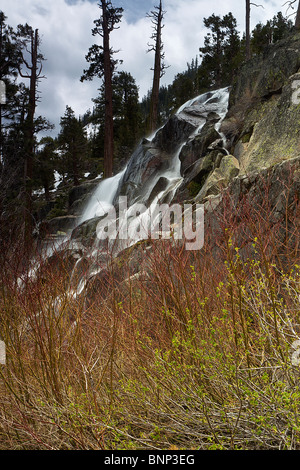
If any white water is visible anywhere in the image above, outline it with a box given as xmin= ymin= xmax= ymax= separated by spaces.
xmin=79 ymin=165 xmax=127 ymax=224
xmin=79 ymin=88 xmax=230 ymax=243
xmin=74 ymin=87 xmax=230 ymax=257
xmin=116 ymin=87 xmax=230 ymax=249
xmin=21 ymin=87 xmax=230 ymax=297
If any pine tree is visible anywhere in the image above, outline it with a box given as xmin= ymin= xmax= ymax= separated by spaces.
xmin=200 ymin=14 xmax=225 ymax=87
xmin=57 ymin=106 xmax=88 ymax=186
xmin=0 ymin=12 xmax=21 ymax=161
xmin=92 ymin=71 xmax=141 ymax=169
xmin=111 ymin=71 xmax=141 ymax=159
xmin=200 ymin=13 xmax=242 ymax=87
xmin=251 ymin=13 xmax=293 ymax=55
xmin=34 ymin=136 xmax=56 ymax=201
xmin=81 ymin=0 xmax=123 ymax=179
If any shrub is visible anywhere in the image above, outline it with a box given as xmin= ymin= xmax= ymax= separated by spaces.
xmin=0 ymin=166 xmax=299 ymax=450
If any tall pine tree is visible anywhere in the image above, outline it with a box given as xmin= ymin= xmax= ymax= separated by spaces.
xmin=57 ymin=106 xmax=88 ymax=187
xmin=199 ymin=13 xmax=242 ymax=87
xmin=81 ymin=0 xmax=123 ymax=179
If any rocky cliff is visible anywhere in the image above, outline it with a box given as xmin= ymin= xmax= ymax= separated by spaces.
xmin=41 ymin=32 xmax=300 ymax=286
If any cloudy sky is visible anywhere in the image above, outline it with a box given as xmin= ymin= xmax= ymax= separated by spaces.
xmin=1 ymin=0 xmax=294 ymax=136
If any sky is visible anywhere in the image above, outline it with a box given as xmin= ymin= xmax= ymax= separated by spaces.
xmin=0 ymin=0 xmax=295 ymax=137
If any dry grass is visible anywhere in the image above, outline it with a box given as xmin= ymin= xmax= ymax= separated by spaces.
xmin=0 ymin=170 xmax=299 ymax=450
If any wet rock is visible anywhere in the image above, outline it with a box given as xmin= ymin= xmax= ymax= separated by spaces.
xmin=148 ymin=177 xmax=170 ymax=205
xmin=179 ymin=120 xmax=220 ymax=174
xmin=44 ymin=215 xmax=79 ymax=235
xmin=114 ymin=142 xmax=172 ymax=206
xmin=152 ymin=113 xmax=200 ymax=153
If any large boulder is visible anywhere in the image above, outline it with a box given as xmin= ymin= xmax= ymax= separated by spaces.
xmin=152 ymin=112 xmax=199 ymax=153
xmin=68 ymin=180 xmax=100 ymax=216
xmin=113 ymin=140 xmax=172 ymax=207
xmin=195 ymin=155 xmax=240 ymax=202
xmin=179 ymin=118 xmax=221 ymax=174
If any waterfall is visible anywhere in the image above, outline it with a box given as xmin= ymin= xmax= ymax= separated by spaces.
xmin=79 ymin=88 xmax=229 ymax=224
xmin=24 ymin=87 xmax=230 ymax=294
xmin=73 ymin=86 xmax=230 ymax=258
xmin=79 ymin=166 xmax=127 ymax=224
xmin=17 ymin=87 xmax=231 ymax=306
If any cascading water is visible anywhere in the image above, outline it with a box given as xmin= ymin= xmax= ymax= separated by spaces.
xmin=75 ymin=87 xmax=230 ymax=256
xmin=63 ymin=90 xmax=228 ymax=298
xmin=27 ymin=87 xmax=230 ymax=297
xmin=17 ymin=87 xmax=231 ymax=325
xmin=79 ymin=166 xmax=127 ymax=225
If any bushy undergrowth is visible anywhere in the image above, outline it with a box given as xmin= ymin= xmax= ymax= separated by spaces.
xmin=0 ymin=173 xmax=299 ymax=450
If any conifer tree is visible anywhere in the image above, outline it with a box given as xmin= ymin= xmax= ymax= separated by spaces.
xmin=200 ymin=13 xmax=241 ymax=87
xmin=57 ymin=106 xmax=88 ymax=187
xmin=251 ymin=12 xmax=293 ymax=55
xmin=0 ymin=12 xmax=21 ymax=161
xmin=34 ymin=136 xmax=56 ymax=201
xmin=81 ymin=0 xmax=123 ymax=179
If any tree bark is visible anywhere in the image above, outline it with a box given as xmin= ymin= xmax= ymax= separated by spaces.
xmin=102 ymin=0 xmax=114 ymax=179
xmin=22 ymin=29 xmax=38 ymax=247
xmin=245 ymin=0 xmax=251 ymax=60
xmin=149 ymin=1 xmax=163 ymax=135
xmin=295 ymin=0 xmax=300 ymax=29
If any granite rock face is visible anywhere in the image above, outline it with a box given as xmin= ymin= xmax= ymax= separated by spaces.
xmin=221 ymin=32 xmax=300 ymax=177
xmin=229 ymin=31 xmax=300 ymax=106
xmin=239 ymin=73 xmax=300 ymax=174
xmin=43 ymin=33 xmax=300 ymax=273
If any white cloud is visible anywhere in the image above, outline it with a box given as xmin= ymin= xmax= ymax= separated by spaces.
xmin=0 ymin=0 xmax=292 ymax=136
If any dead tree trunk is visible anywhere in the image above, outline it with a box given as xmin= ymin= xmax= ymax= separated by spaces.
xmin=246 ymin=0 xmax=251 ymax=60
xmin=18 ymin=27 xmax=44 ymax=248
xmin=295 ymin=0 xmax=300 ymax=29
xmin=147 ymin=0 xmax=167 ymax=135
